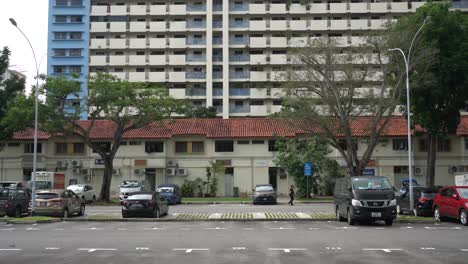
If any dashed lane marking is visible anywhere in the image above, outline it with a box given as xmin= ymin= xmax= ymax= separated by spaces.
xmin=268 ymin=248 xmax=307 ymax=253
xmin=26 ymin=228 xmax=39 ymax=231
xmin=204 ymin=227 xmax=227 ymax=230
xmin=268 ymin=227 xmax=296 ymax=230
xmin=54 ymin=228 xmax=65 ymax=231
xmin=0 ymin=249 xmax=22 ymax=251
xmin=420 ymin=248 xmax=435 ymax=250
xmin=45 ymin=247 xmax=60 ymax=250
xmin=335 ymin=226 xmax=358 ymax=230
xmin=173 ymin=248 xmax=209 ymax=253
xmin=232 ymin=247 xmax=247 ymax=250
xmin=136 ymin=247 xmax=150 ymax=251
xmin=309 ymin=228 xmax=320 ymax=230
xmin=363 ymin=248 xmax=403 ymax=253
xmin=1 ymin=228 xmax=15 ymax=231
xmin=325 ymin=247 xmax=342 ymax=250
xmin=460 ymin=249 xmax=468 ymax=252
xmin=77 ymin=248 xmax=117 ymax=253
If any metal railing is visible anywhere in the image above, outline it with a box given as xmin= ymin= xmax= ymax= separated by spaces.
xmin=229 ymin=54 xmax=249 ymax=62
xmin=186 ymin=39 xmax=206 ymax=45
xmin=229 ymin=88 xmax=250 ymax=96
xmin=186 ymin=72 xmax=206 ymax=79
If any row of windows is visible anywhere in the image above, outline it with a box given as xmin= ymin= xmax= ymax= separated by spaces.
xmin=90 ymin=16 xmax=396 ymax=22
xmin=337 ymin=138 xmax=454 ymax=153
xmin=53 ymin=49 xmax=82 ymax=57
xmin=55 ymin=15 xmax=84 ymax=23
xmin=54 ymin=32 xmax=83 ymax=40
xmin=53 ymin=65 xmax=82 ymax=74
xmin=56 ymin=0 xmax=83 ymax=6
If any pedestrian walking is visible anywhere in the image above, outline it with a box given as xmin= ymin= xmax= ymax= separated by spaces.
xmin=288 ymin=185 xmax=295 ymax=206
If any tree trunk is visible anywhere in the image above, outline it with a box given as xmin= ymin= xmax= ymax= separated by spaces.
xmin=426 ymin=134 xmax=437 ymax=187
xmin=99 ymin=157 xmax=113 ymax=202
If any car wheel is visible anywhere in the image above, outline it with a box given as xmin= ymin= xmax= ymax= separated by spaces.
xmin=385 ymin=219 xmax=393 ymax=226
xmin=78 ymin=204 xmax=85 ymax=216
xmin=336 ymin=207 xmax=345 ymax=222
xmin=434 ymin=207 xmax=442 ymax=222
xmin=347 ymin=208 xmax=355 ymax=226
xmin=153 ymin=208 xmax=160 ymax=219
xmin=62 ymin=208 xmax=69 ymax=219
xmin=15 ymin=207 xmax=22 ymax=218
xmin=460 ymin=209 xmax=468 ymax=226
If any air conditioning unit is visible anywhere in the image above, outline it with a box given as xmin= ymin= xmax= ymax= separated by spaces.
xmin=112 ymin=169 xmax=119 ymax=176
xmin=167 ymin=160 xmax=177 ymax=167
xmin=448 ymin=166 xmax=459 ymax=174
xmin=56 ymin=160 xmax=67 ymax=169
xmin=177 ymin=168 xmax=188 ymax=176
xmin=71 ymin=160 xmax=82 ymax=168
xmin=72 ymin=168 xmax=80 ymax=174
xmin=414 ymin=167 xmax=424 ymax=176
xmin=166 ymin=168 xmax=176 ymax=176
xmin=80 ymin=169 xmax=89 ymax=175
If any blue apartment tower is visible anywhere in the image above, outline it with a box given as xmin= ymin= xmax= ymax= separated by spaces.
xmin=47 ymin=0 xmax=89 ymax=120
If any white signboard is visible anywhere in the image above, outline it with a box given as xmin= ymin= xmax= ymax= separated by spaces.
xmin=455 ymin=174 xmax=468 ymax=186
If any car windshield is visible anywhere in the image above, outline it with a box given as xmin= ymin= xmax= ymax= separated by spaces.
xmin=0 ymin=183 xmax=17 ymax=188
xmin=255 ymin=186 xmax=274 ymax=192
xmin=352 ymin=178 xmax=392 ymax=190
xmin=36 ymin=193 xmax=59 ymax=200
xmin=0 ymin=189 xmax=11 ymax=200
xmin=67 ymin=186 xmax=83 ymax=192
xmin=457 ymin=188 xmax=468 ymax=199
xmin=156 ymin=187 xmax=174 ymax=193
xmin=120 ymin=181 xmax=141 ymax=188
xmin=128 ymin=194 xmax=152 ymax=200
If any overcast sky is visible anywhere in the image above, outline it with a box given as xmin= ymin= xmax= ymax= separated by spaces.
xmin=0 ymin=0 xmax=48 ymax=92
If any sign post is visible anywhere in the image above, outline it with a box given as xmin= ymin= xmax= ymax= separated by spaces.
xmin=304 ymin=162 xmax=313 ymax=200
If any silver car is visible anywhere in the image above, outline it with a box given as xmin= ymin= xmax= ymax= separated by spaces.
xmin=67 ymin=184 xmax=96 ymax=203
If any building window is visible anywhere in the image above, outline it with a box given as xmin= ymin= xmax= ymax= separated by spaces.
xmin=69 ymin=32 xmax=82 ymax=40
xmin=215 ymin=141 xmax=234 ymax=152
xmin=69 ymin=49 xmax=82 ymax=57
xmin=419 ymin=139 xmax=427 ymax=152
xmin=437 ymin=139 xmax=451 ymax=152
xmin=392 ymin=139 xmax=408 ymax=151
xmin=338 ymin=140 xmax=358 ymax=151
xmin=465 ymin=138 xmax=468 ymax=150
xmin=73 ymin=143 xmax=85 ymax=154
xmin=70 ymin=16 xmax=83 ymax=23
xmin=56 ymin=0 xmax=68 ymax=6
xmin=237 ymin=140 xmax=249 ymax=144
xmin=192 ymin=141 xmax=204 ymax=153
xmin=129 ymin=141 xmax=142 ymax=145
xmin=268 ymin=140 xmax=278 ymax=152
xmin=145 ymin=141 xmax=164 ymax=153
xmin=70 ymin=0 xmax=83 ymax=6
xmin=54 ymin=32 xmax=67 ymax=40
xmin=69 ymin=66 xmax=82 ymax=73
xmin=252 ymin=140 xmax=264 ymax=144
xmin=175 ymin=142 xmax=188 ymax=153
xmin=55 ymin=143 xmax=68 ymax=154
xmin=53 ymin=49 xmax=67 ymax=57
xmin=24 ymin=143 xmax=42 ymax=154
xmin=55 ymin=16 xmax=67 ymax=23
xmin=53 ymin=66 xmax=66 ymax=73
xmin=92 ymin=142 xmax=111 ymax=153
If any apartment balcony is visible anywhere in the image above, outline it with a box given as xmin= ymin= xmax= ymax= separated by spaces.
xmin=149 ymin=22 xmax=166 ymax=32
xmin=212 ymin=88 xmax=223 ymax=96
xmin=213 ymin=38 xmax=223 ymax=45
xmin=129 ymin=72 xmax=146 ymax=82
xmin=391 ymin=2 xmax=409 ymax=13
xmin=129 ymin=22 xmax=147 ymax=32
xmin=289 ymin=4 xmax=307 ymax=14
xmin=370 ymin=3 xmax=388 ymax=13
xmin=230 ymin=54 xmax=249 ymax=62
xmin=249 ymin=37 xmax=267 ymax=48
xmin=270 ymin=105 xmax=282 ymax=114
xmin=250 ymin=71 xmax=267 ymax=81
xmin=213 ymin=56 xmax=223 ymax=63
xmin=89 ymin=56 xmax=106 ymax=66
xmin=229 ymin=21 xmax=249 ymax=28
xmin=169 ymin=38 xmax=186 ymax=48
xmin=149 ymin=38 xmax=166 ymax=48
xmin=230 ymin=72 xmax=249 ymax=79
xmin=214 ymin=105 xmax=223 ymax=113
xmin=289 ymin=37 xmax=308 ymax=47
xmin=310 ymin=20 xmax=328 ymax=31
xmin=350 ymin=19 xmax=369 ymax=30
xmin=250 ymin=54 xmax=267 ymax=64
xmin=330 ymin=20 xmax=348 ymax=30
xmin=91 ymin=5 xmax=107 ymax=16
xmin=169 ymin=72 xmax=186 ymax=82
xmin=128 ymin=55 xmax=146 ymax=65
xmin=213 ymin=4 xmax=223 ymax=12
xmin=187 ymin=21 xmax=206 ymax=29
xmin=331 ymin=36 xmax=349 ymax=47
xmin=249 ymin=4 xmax=266 ymax=14
xmin=250 ymin=20 xmax=267 ymax=31
xmin=270 ymin=20 xmax=287 ymax=31
xmin=229 ymin=38 xmax=248 ymax=45
xmin=186 ymin=88 xmax=206 ymax=97
xmin=310 ymin=3 xmax=327 ymax=14
xmin=149 ymin=55 xmax=166 ymax=65
xmin=130 ymin=5 xmax=147 ymax=15
xmin=109 ymin=72 xmax=126 ymax=80
xmin=289 ymin=20 xmax=308 ymax=30
xmin=329 ymin=3 xmax=347 ymax=14
xmin=213 ymin=21 xmax=222 ymax=28
xmin=270 ymin=4 xmax=286 ymax=14
xmin=148 ymin=72 xmax=166 ymax=82
xmin=411 ymin=2 xmax=426 ymax=12
xmin=169 ymin=89 xmax=186 ymax=99
xmin=271 ymin=88 xmax=286 ymax=98
xmin=90 ymin=22 xmax=107 ymax=32
xmin=129 ymin=39 xmax=147 ymax=49
xmin=212 ymin=72 xmax=223 ymax=79
xmin=109 ymin=39 xmax=126 ymax=49
xmin=230 ymin=105 xmax=250 ymax=113
xmin=270 ymin=37 xmax=288 ymax=47
xmin=186 ymin=55 xmax=206 ymax=62
xmin=250 ymin=105 xmax=267 ymax=116
xmin=109 ymin=56 xmax=126 ymax=66
xmin=229 ymin=88 xmax=250 ymax=96
xmin=109 ymin=22 xmax=126 ymax=32
xmin=250 ymin=88 xmax=267 ymax=99
xmin=186 ymin=38 xmax=206 ymax=45
xmin=169 ymin=21 xmax=186 ymax=32
xmin=271 ymin=71 xmax=288 ymax=81
xmin=270 ymin=55 xmax=288 ymax=65
xmin=187 ymin=4 xmax=206 ymax=12
xmin=169 ymin=4 xmax=187 ymax=15
xmin=169 ymin=55 xmax=186 ymax=65
xmin=350 ymin=36 xmax=368 ymax=46
xmin=186 ymin=72 xmax=206 ymax=79
xmin=110 ymin=5 xmax=126 ymax=16
xmin=350 ymin=3 xmax=368 ymax=13
xmin=230 ymin=4 xmax=248 ymax=11
xmin=150 ymin=5 xmax=166 ymax=15
xmin=371 ymin=19 xmax=388 ymax=29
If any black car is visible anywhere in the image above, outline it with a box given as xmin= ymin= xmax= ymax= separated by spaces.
xmin=121 ymin=192 xmax=169 ymax=218
xmin=252 ymin=184 xmax=277 ymax=205
xmin=334 ymin=176 xmax=397 ymax=226
xmin=397 ymin=186 xmax=437 ymax=216
xmin=0 ymin=187 xmax=31 ymax=217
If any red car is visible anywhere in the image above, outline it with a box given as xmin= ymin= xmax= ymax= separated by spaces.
xmin=433 ymin=186 xmax=468 ymax=226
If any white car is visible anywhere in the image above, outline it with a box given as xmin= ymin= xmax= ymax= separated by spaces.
xmin=66 ymin=184 xmax=96 ymax=203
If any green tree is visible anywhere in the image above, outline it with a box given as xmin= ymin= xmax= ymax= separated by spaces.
xmin=274 ymin=138 xmax=342 ymax=198
xmin=391 ymin=2 xmax=468 ymax=186
xmin=185 ymin=106 xmax=218 ymax=118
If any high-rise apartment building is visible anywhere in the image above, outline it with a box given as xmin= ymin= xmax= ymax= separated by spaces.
xmin=47 ymin=0 xmax=467 ymax=119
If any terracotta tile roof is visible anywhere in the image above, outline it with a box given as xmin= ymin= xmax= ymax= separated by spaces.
xmin=10 ymin=116 xmax=468 ymax=140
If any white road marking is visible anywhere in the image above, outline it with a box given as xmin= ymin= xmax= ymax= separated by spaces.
xmin=460 ymin=249 xmax=468 ymax=252
xmin=26 ymin=228 xmax=39 ymax=231
xmin=180 ymin=228 xmax=191 ymax=231
xmin=420 ymin=247 xmax=435 ymax=250
xmin=242 ymin=228 xmax=254 ymax=230
xmin=268 ymin=227 xmax=295 ymax=230
xmin=77 ymin=248 xmax=117 ymax=252
xmin=309 ymin=228 xmax=320 ymax=230
xmin=0 ymin=249 xmax=21 ymax=251
xmin=363 ymin=248 xmax=403 ymax=253
xmin=45 ymin=247 xmax=60 ymax=250
xmin=325 ymin=247 xmax=342 ymax=250
xmin=79 ymin=227 xmax=102 ymax=231
xmin=400 ymin=226 xmax=413 ymax=229
xmin=144 ymin=227 xmax=162 ymax=230
xmin=375 ymin=228 xmax=385 ymax=230
xmin=204 ymin=227 xmax=227 ymax=230
xmin=268 ymin=248 xmax=307 ymax=253
xmin=136 ymin=247 xmax=150 ymax=251
xmin=1 ymin=228 xmax=15 ymax=231
xmin=232 ymin=247 xmax=246 ymax=250
xmin=54 ymin=228 xmax=65 ymax=231
xmin=425 ymin=226 xmax=461 ymax=230
xmin=6 ymin=224 xmax=13 ymax=227
xmin=117 ymin=228 xmax=127 ymax=231
xmin=32 ymin=223 xmax=38 ymax=226
xmin=335 ymin=227 xmax=358 ymax=230
xmin=173 ymin=248 xmax=209 ymax=253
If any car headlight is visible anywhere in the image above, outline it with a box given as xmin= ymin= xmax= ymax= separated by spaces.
xmin=351 ymin=199 xmax=363 ymax=207
xmin=253 ymin=193 xmax=260 ymax=197
xmin=388 ymin=199 xmax=397 ymax=206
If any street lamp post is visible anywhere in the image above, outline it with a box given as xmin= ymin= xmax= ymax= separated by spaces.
xmin=9 ymin=18 xmax=39 ymax=215
xmin=389 ymin=16 xmax=430 ymax=214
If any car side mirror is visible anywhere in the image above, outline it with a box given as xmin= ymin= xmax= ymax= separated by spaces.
xmin=452 ymin=193 xmax=460 ymax=200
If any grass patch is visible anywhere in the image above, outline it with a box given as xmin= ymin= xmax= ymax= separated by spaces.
xmin=93 ymin=198 xmax=121 ymax=206
xmin=183 ymin=197 xmax=252 ymax=203
xmin=8 ymin=216 xmax=58 ymax=223
xmin=84 ymin=214 xmax=120 ymax=220
xmin=398 ymin=215 xmax=434 ymax=221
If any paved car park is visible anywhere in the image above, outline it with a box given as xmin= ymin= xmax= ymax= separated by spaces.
xmin=1 ymin=221 xmax=467 ymax=264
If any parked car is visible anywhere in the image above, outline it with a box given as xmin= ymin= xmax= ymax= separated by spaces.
xmin=156 ymin=184 xmax=182 ymax=205
xmin=119 ymin=180 xmax=149 ymax=201
xmin=121 ymin=192 xmax=168 ymax=218
xmin=0 ymin=181 xmax=25 ymax=189
xmin=334 ymin=176 xmax=397 ymax=226
xmin=252 ymin=184 xmax=277 ymax=205
xmin=0 ymin=188 xmax=31 ymax=217
xmin=433 ymin=186 xmax=468 ymax=226
xmin=66 ymin=184 xmax=96 ymax=203
xmin=34 ymin=189 xmax=85 ymax=218
xmin=397 ymin=186 xmax=437 ymax=216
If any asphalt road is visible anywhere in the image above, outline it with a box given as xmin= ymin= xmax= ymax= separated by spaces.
xmin=1 ymin=221 xmax=467 ymax=264
xmin=85 ymin=203 xmax=334 ymax=216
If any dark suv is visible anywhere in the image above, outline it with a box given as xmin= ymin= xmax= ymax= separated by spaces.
xmin=0 ymin=188 xmax=31 ymax=217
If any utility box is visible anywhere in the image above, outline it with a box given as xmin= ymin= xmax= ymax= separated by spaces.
xmin=455 ymin=174 xmax=468 ymax=186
